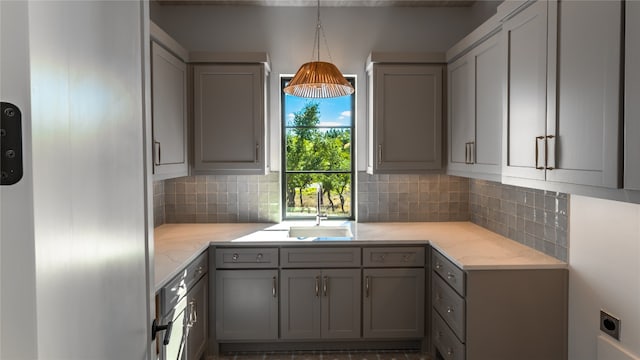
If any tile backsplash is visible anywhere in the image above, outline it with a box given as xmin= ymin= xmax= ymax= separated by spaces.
xmin=469 ymin=179 xmax=569 ymax=261
xmin=153 ymin=172 xmax=569 ymax=261
xmin=357 ymin=173 xmax=469 ymax=222
xmin=153 ymin=180 xmax=165 ymax=227
xmin=163 ymin=173 xmax=280 ymax=223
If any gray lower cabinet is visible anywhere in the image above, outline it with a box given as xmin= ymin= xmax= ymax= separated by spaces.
xmin=431 ymin=250 xmax=567 ymax=360
xmin=187 ymin=274 xmax=208 ymax=360
xmin=280 ymin=269 xmax=361 ymax=340
xmin=157 ymin=251 xmax=208 ymax=360
xmin=215 ymin=270 xmax=278 ymax=340
xmin=362 ymin=268 xmax=424 ymax=339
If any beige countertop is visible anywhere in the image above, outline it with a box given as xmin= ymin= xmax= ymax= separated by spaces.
xmin=154 ymin=221 xmax=566 ymax=291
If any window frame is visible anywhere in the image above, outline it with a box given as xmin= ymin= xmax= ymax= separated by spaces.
xmin=280 ymin=76 xmax=356 ymax=221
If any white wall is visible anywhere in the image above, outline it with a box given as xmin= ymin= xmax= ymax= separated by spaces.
xmin=150 ymin=4 xmax=474 ymax=171
xmin=569 ymin=195 xmax=640 ymax=360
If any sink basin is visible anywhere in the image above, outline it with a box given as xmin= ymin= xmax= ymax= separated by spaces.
xmin=288 ymin=225 xmax=353 ymax=238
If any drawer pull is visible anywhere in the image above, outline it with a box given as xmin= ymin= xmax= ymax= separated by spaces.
xmin=365 ymin=276 xmax=370 ymax=297
xmin=447 ymin=348 xmax=454 ymax=356
xmin=446 ymin=272 xmax=455 ymax=280
xmin=315 ymin=276 xmax=320 ymax=297
xmin=323 ymin=276 xmax=328 ymax=297
xmin=256 ymin=253 xmax=263 ymax=261
xmin=272 ymin=276 xmax=277 ymax=298
xmin=435 ymin=292 xmax=441 ymax=301
xmin=446 ymin=306 xmax=454 ymax=314
xmin=435 ymin=331 xmax=442 ymax=339
xmin=403 ymin=254 xmax=410 ymax=262
xmin=232 ymin=253 xmax=239 ymax=261
xmin=435 ymin=263 xmax=442 ymax=270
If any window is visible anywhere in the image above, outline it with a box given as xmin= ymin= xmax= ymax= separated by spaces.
xmin=281 ymin=77 xmax=355 ymax=220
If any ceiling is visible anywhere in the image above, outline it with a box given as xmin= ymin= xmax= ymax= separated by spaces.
xmin=155 ymin=0 xmax=476 ymax=7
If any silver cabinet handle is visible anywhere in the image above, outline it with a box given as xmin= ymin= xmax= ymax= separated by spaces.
xmin=188 ymin=300 xmax=197 ymax=327
xmin=232 ymin=253 xmax=239 ymax=261
xmin=377 ymin=144 xmax=382 ymax=165
xmin=465 ymin=141 xmax=475 ymax=164
xmin=323 ymin=276 xmax=328 ymax=297
xmin=272 ymin=276 xmax=277 ymax=298
xmin=446 ymin=306 xmax=454 ymax=314
xmin=315 ymin=276 xmax=320 ymax=297
xmin=535 ymin=136 xmax=545 ymax=170
xmin=546 ymin=135 xmax=555 ymax=170
xmin=365 ymin=276 xmax=370 ymax=298
xmin=256 ymin=253 xmax=263 ymax=262
xmin=435 ymin=262 xmax=442 ymax=270
xmin=154 ymin=140 xmax=161 ymax=166
xmin=446 ymin=272 xmax=455 ymax=280
xmin=403 ymin=254 xmax=410 ymax=262
xmin=447 ymin=348 xmax=454 ymax=356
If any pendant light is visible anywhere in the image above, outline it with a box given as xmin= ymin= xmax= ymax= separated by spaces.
xmin=283 ymin=0 xmax=354 ymax=98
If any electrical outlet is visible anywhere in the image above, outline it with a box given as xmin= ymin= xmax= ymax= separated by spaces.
xmin=600 ymin=310 xmax=621 ymax=340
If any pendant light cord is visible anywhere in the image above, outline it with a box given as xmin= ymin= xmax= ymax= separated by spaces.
xmin=310 ymin=0 xmax=334 ymax=64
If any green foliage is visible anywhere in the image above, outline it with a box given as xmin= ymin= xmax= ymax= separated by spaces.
xmin=285 ymin=102 xmax=352 ymax=216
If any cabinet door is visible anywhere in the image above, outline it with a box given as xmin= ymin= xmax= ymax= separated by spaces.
xmin=193 ymin=64 xmax=266 ymax=175
xmin=215 ymin=270 xmax=278 ymax=340
xmin=447 ymin=53 xmax=475 ymax=172
xmin=472 ymin=31 xmax=503 ymax=177
xmin=363 ymin=268 xmax=425 ymax=339
xmin=321 ymin=269 xmax=361 ymax=339
xmin=186 ymin=275 xmax=207 ymax=360
xmin=626 ymin=1 xmax=640 ymax=190
xmin=280 ymin=269 xmax=321 ymax=339
xmin=502 ymin=1 xmax=549 ymax=181
xmin=151 ymin=41 xmax=188 ymax=180
xmin=372 ymin=64 xmax=443 ymax=173
xmin=546 ymin=0 xmax=622 ymax=188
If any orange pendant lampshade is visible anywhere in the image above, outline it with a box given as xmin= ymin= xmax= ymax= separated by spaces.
xmin=283 ymin=1 xmax=354 ymax=99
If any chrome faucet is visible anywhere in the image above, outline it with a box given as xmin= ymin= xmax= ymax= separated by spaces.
xmin=315 ymin=184 xmax=328 ymax=226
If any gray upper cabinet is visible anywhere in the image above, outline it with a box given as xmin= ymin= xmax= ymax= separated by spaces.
xmin=501 ymin=0 xmax=550 ymax=182
xmin=193 ymin=63 xmax=269 ymax=175
xmin=280 ymin=269 xmax=361 ymax=340
xmin=215 ymin=269 xmax=278 ymax=340
xmin=362 ymin=268 xmax=425 ymax=339
xmin=151 ymin=41 xmax=189 ymax=180
xmin=447 ymin=31 xmax=503 ymax=181
xmin=366 ymin=61 xmax=443 ymax=174
xmin=502 ymin=0 xmax=622 ymax=188
xmin=625 ymin=2 xmax=640 ymax=190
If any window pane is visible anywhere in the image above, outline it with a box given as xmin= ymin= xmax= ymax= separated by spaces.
xmin=282 ymin=77 xmax=355 ymax=220
xmin=285 ymin=173 xmax=352 ymax=219
xmin=285 ymin=128 xmax=351 ymax=172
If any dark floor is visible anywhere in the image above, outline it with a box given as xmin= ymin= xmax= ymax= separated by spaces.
xmin=209 ymin=351 xmax=431 ymax=360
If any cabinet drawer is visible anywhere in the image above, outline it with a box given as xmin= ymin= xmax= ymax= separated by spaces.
xmin=280 ymin=247 xmax=361 ymax=268
xmin=432 ymin=310 xmax=465 ymax=360
xmin=363 ymin=247 xmax=425 ymax=267
xmin=432 ymin=250 xmax=465 ymax=296
xmin=160 ymin=251 xmax=208 ymax=315
xmin=432 ymin=273 xmax=466 ymax=342
xmin=216 ymin=248 xmax=278 ymax=268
